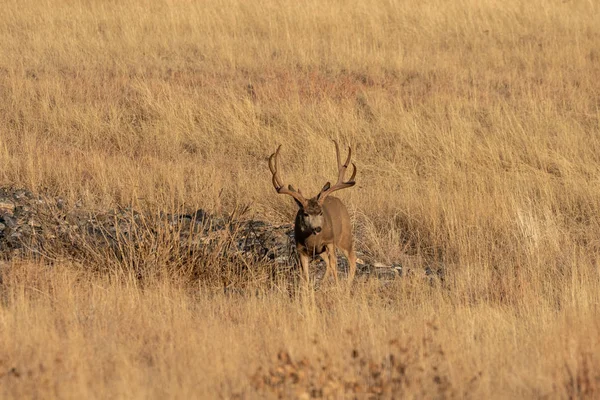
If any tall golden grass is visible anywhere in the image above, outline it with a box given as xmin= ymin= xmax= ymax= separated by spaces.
xmin=1 ymin=0 xmax=600 ymax=397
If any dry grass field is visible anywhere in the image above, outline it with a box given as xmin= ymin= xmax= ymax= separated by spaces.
xmin=1 ymin=0 xmax=600 ymax=398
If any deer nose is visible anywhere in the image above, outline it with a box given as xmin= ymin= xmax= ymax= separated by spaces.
xmin=313 ymin=227 xmax=322 ymax=234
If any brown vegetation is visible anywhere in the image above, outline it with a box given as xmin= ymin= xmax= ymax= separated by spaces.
xmin=1 ymin=0 xmax=600 ymax=397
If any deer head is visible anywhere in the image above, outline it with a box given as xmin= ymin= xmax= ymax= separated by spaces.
xmin=268 ymin=140 xmax=356 ymax=236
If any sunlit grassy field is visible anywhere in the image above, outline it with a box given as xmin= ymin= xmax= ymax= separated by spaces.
xmin=1 ymin=0 xmax=600 ymax=397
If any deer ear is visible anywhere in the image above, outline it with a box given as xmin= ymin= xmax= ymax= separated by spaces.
xmin=317 ymin=182 xmax=331 ymax=200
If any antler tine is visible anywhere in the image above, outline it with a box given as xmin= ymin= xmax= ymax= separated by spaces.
xmin=268 ymin=145 xmax=307 ymax=206
xmin=318 ymin=141 xmax=357 ymax=201
xmin=333 ymin=140 xmax=341 ymax=170
xmin=348 ymin=162 xmax=357 ymax=182
xmin=331 ymin=140 xmax=354 ymax=184
xmin=334 ymin=139 xmax=353 ymax=167
xmin=344 ymin=147 xmax=352 ymax=169
xmin=269 ymin=145 xmax=284 ymax=189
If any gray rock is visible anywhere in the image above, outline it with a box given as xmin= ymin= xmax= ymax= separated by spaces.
xmin=0 ymin=186 xmax=443 ymax=283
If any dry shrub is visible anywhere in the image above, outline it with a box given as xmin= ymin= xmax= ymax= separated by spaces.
xmin=0 ymin=0 xmax=599 ymax=398
xmin=250 ymin=327 xmax=461 ymax=399
xmin=33 ymin=201 xmax=289 ymax=288
xmin=563 ymin=352 xmax=600 ymax=400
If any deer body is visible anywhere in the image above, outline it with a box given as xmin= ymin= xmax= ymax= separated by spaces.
xmin=269 ymin=141 xmax=357 ymax=283
xmin=294 ymin=196 xmax=356 ymax=282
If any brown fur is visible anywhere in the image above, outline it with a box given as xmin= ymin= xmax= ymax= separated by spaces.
xmin=269 ymin=141 xmax=357 ymax=284
xmin=294 ymin=196 xmax=357 ymax=283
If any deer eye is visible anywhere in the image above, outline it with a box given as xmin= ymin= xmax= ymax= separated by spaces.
xmin=303 ymin=212 xmax=309 ymax=217
xmin=318 ymin=212 xmax=323 ymax=216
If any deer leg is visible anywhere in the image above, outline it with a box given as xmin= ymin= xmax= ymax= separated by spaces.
xmin=298 ymin=252 xmax=310 ymax=283
xmin=321 ymin=252 xmax=332 ymax=281
xmin=327 ymin=244 xmax=339 ymax=283
xmin=342 ymin=247 xmax=357 ymax=284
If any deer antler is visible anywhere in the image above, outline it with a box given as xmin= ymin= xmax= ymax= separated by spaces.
xmin=318 ymin=140 xmax=357 ymax=201
xmin=269 ymin=145 xmax=308 ymax=207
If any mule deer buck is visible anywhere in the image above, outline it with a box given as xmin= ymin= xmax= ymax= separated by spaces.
xmin=268 ymin=140 xmax=357 ymax=283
